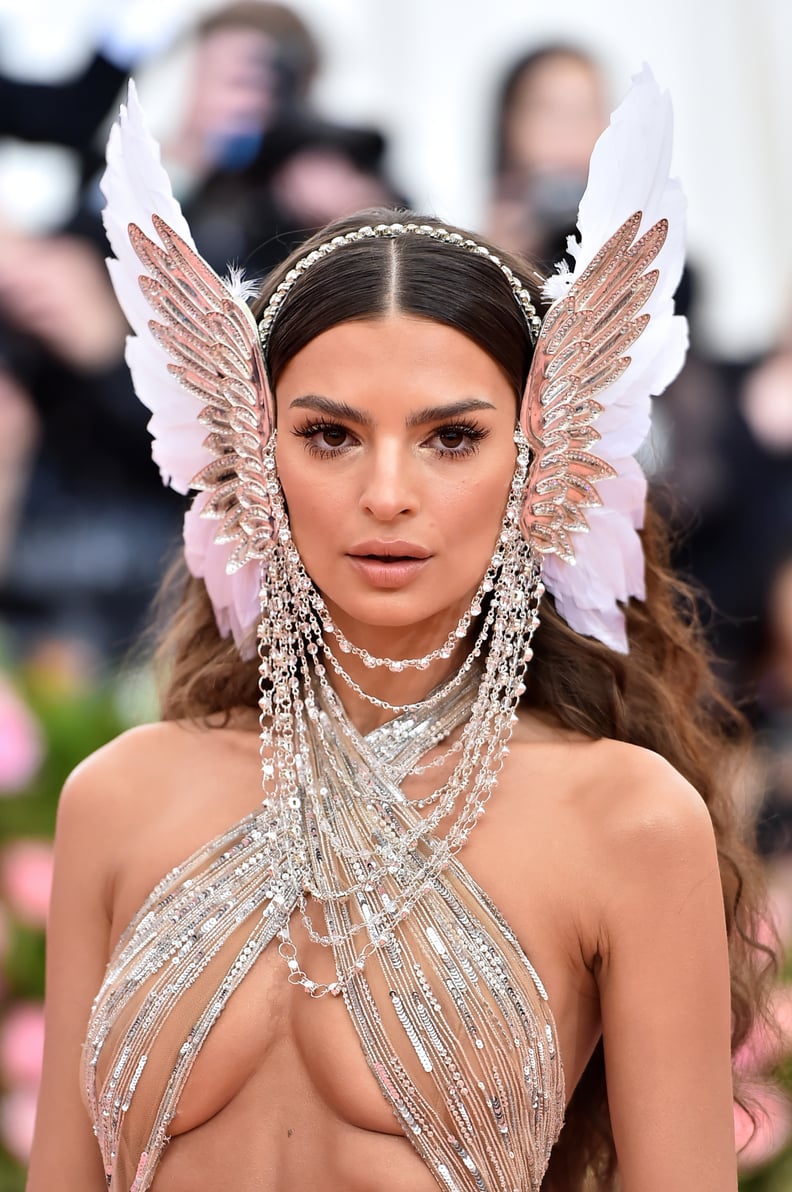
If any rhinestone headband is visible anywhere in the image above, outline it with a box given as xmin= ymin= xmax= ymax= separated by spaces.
xmin=256 ymin=221 xmax=544 ymax=353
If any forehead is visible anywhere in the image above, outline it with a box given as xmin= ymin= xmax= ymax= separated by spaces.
xmin=274 ymin=315 xmax=517 ymax=413
xmin=196 ymin=27 xmax=277 ymax=80
xmin=515 ymin=54 xmax=602 ymax=104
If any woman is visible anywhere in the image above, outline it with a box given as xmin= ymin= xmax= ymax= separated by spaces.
xmin=27 ymin=70 xmax=769 ymax=1191
xmin=486 ymin=43 xmax=609 ymax=266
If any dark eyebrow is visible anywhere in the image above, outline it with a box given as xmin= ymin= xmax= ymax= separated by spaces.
xmin=288 ymin=395 xmax=496 ymax=426
xmin=406 ymin=398 xmax=496 ymax=426
xmin=289 ymin=395 xmax=373 ymax=425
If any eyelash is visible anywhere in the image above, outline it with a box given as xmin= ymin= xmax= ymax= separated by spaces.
xmin=293 ymin=418 xmax=489 ymax=460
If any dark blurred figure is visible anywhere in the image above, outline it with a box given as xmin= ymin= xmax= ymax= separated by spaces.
xmin=486 ymin=44 xmax=609 ymax=270
xmin=0 ymin=369 xmax=40 ymax=580
xmin=0 ymin=0 xmax=184 ymax=186
xmin=160 ymin=3 xmax=399 ymax=276
xmin=651 ymin=293 xmax=792 ymax=698
xmin=0 ymin=1 xmax=401 ymax=667
xmin=0 ymin=1 xmax=397 ymax=273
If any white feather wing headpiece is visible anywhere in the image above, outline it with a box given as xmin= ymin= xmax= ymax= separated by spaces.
xmin=101 ymin=67 xmax=687 ymax=658
xmin=101 ymin=81 xmax=274 ymax=657
xmin=523 ymin=64 xmax=688 ymax=651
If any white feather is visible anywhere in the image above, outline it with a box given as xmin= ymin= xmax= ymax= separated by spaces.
xmin=571 ymin=65 xmax=687 ymax=416
xmin=183 ymin=495 xmax=261 ymax=659
xmin=541 ymin=65 xmax=688 ymax=651
xmin=224 ymin=264 xmax=261 ymax=304
xmin=541 ymin=260 xmax=573 ymax=303
xmin=101 ymin=81 xmax=213 ymax=495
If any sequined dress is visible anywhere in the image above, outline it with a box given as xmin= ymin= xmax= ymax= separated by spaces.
xmin=82 ymin=676 xmax=565 ymax=1191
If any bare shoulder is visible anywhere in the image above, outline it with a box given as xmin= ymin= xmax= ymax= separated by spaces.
xmin=578 ymin=745 xmax=737 ymax=1191
xmin=512 ymin=711 xmax=710 ymax=827
xmin=559 ymin=738 xmax=720 ymax=941
xmin=62 ymin=721 xmax=192 ymax=817
xmin=580 ymin=737 xmax=715 ymax=856
xmin=61 ymin=714 xmax=260 ymax=851
xmin=505 ymin=724 xmax=717 ymax=925
xmin=65 ymin=712 xmax=257 ymax=793
xmin=59 ymin=714 xmax=262 ymax=939
xmin=512 ymin=712 xmax=711 ymax=836
xmin=67 ymin=716 xmax=234 ymax=774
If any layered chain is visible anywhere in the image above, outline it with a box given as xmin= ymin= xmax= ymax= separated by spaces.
xmin=253 ymin=427 xmax=545 ymax=997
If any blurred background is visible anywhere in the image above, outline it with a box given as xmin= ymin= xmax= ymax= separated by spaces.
xmin=0 ymin=1 xmax=790 ymax=1188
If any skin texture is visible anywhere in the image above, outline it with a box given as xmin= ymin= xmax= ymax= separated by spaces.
xmin=27 ymin=316 xmax=738 ymax=1191
xmin=275 ymin=315 xmax=519 ymax=728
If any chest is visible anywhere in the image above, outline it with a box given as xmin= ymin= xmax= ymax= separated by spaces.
xmin=103 ymin=740 xmax=601 ymax=1150
xmin=164 ymin=915 xmax=411 ymax=1138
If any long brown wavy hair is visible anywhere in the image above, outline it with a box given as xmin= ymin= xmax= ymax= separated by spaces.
xmin=150 ymin=210 xmax=775 ymax=1188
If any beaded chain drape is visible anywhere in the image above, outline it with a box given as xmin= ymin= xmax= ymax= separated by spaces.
xmin=82 ymin=666 xmax=564 ymax=1192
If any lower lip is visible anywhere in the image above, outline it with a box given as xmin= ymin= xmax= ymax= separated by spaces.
xmin=347 ymin=556 xmax=430 ymax=589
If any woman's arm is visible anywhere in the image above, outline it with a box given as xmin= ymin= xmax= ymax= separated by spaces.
xmin=595 ymin=751 xmax=737 ymax=1192
xmin=26 ymin=760 xmax=117 ymax=1190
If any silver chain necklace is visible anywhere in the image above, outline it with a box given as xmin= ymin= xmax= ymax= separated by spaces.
xmin=252 ymin=430 xmax=544 ymax=997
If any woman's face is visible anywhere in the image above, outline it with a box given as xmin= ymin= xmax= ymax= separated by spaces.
xmin=274 ymin=315 xmax=518 ymax=643
xmin=188 ymin=28 xmax=279 ymax=149
xmin=504 ymin=54 xmax=608 ymax=175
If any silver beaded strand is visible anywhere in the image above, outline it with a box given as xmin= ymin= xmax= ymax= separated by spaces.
xmin=250 ymin=220 xmax=546 ymax=998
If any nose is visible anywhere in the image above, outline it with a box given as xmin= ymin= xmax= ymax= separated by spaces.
xmin=358 ymin=440 xmax=419 ymax=522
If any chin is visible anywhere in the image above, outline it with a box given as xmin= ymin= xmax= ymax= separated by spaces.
xmin=308 ymin=559 xmax=486 ymax=634
xmin=317 ymin=579 xmax=458 ymax=629
xmin=325 ymin=592 xmax=449 ymax=630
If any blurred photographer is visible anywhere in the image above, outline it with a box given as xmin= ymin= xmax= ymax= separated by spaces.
xmin=0 ymin=1 xmax=401 ymax=665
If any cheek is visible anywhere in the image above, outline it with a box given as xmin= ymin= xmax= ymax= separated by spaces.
xmin=429 ymin=455 xmax=515 ymax=558
xmin=274 ymin=442 xmax=348 ymax=552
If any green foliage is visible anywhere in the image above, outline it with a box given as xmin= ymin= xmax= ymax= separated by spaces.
xmin=740 ymin=1146 xmax=792 ymax=1192
xmin=0 ymin=1149 xmax=26 ymax=1192
xmin=0 ymin=663 xmax=140 ymax=846
xmin=3 ymin=924 xmax=46 ymax=1002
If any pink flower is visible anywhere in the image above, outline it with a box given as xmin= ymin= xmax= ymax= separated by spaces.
xmin=0 ymin=677 xmax=44 ymax=793
xmin=768 ymin=877 xmax=792 ymax=951
xmin=735 ymin=1080 xmax=792 ymax=1171
xmin=736 ymin=985 xmax=792 ymax=1074
xmin=0 ymin=902 xmax=8 ymax=965
xmin=0 ymin=1001 xmax=45 ymax=1088
xmin=0 ymin=838 xmax=54 ymax=926
xmin=0 ymin=1087 xmax=38 ymax=1163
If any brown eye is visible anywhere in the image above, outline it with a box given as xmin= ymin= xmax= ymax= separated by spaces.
xmin=294 ymin=420 xmax=356 ymax=457
xmin=320 ymin=426 xmax=347 ymax=448
xmin=429 ymin=423 xmax=487 ymax=457
xmin=438 ymin=428 xmax=466 ymax=448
